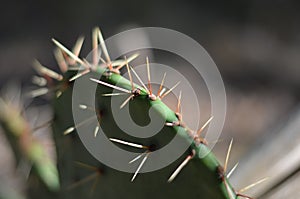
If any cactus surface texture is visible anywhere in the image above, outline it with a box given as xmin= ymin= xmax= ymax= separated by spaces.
xmin=1 ymin=27 xmax=261 ymax=199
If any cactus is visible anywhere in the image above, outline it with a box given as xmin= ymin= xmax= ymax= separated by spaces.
xmin=0 ymin=27 xmax=263 ymax=199
xmin=0 ymin=89 xmax=60 ymax=195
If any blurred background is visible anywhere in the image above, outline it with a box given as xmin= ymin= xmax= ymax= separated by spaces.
xmin=0 ymin=0 xmax=300 ymax=198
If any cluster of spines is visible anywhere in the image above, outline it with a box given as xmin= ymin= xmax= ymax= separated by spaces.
xmin=30 ymin=27 xmax=268 ymax=199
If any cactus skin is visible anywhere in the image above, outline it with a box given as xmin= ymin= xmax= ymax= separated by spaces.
xmin=52 ymin=82 xmax=234 ymax=199
xmin=49 ymin=41 xmax=238 ymax=198
xmin=1 ymin=27 xmax=245 ymax=199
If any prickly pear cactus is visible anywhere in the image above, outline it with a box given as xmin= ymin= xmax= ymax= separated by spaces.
xmin=1 ymin=27 xmax=259 ymax=199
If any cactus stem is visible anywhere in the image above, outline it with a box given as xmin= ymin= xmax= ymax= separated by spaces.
xmin=29 ymin=27 xmax=250 ymax=198
xmin=216 ymin=165 xmax=236 ymax=199
xmin=226 ymin=181 xmax=236 ymax=199
xmin=168 ymin=150 xmax=196 ymax=182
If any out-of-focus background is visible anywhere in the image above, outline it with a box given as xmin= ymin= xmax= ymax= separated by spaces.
xmin=0 ymin=0 xmax=300 ymax=198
